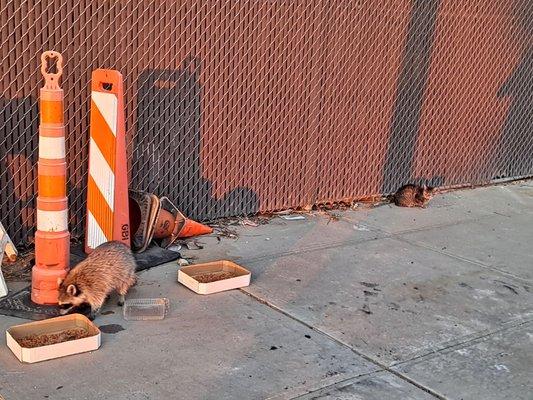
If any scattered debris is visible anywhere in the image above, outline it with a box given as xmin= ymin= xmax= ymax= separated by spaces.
xmin=360 ymin=282 xmax=379 ymax=288
xmin=360 ymin=304 xmax=372 ymax=314
xmin=273 ymin=210 xmax=294 ymax=215
xmin=304 ymin=334 xmax=311 ymax=339
xmin=388 ymin=302 xmax=400 ymax=311
xmin=167 ymin=244 xmax=182 ymax=252
xmin=0 ymin=250 xmax=34 ymax=282
xmin=270 ymin=346 xmax=278 ymax=350
xmin=100 ymin=310 xmax=115 ymax=316
xmin=215 ymin=229 xmax=239 ymax=239
xmin=363 ymin=290 xmax=378 ymax=297
xmin=353 ymin=225 xmax=370 ymax=231
xmin=280 ymin=215 xmax=306 ymax=221
xmin=324 ymin=211 xmax=340 ymax=224
xmin=209 ymin=221 xmax=239 ymax=239
xmin=177 ymin=258 xmax=190 ymax=267
xmin=240 ymin=219 xmax=259 ymax=227
xmin=209 ymin=215 xmax=270 ymax=232
xmin=494 ymin=364 xmax=510 ymax=372
xmin=185 ymin=241 xmax=204 ymax=250
xmin=459 ymin=282 xmax=473 ymax=289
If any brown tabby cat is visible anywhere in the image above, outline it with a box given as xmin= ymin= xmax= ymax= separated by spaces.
xmin=393 ymin=184 xmax=435 ymax=208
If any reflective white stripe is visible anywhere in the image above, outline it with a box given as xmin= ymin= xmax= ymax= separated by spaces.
xmin=37 ymin=209 xmax=68 ymax=232
xmin=91 ymin=91 xmax=117 ymax=136
xmin=39 ymin=136 xmax=65 ymax=159
xmin=87 ymin=210 xmax=108 ymax=249
xmin=88 ymin=138 xmax=115 ymax=211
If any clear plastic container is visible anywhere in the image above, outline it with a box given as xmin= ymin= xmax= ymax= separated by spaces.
xmin=123 ymin=298 xmax=169 ymax=321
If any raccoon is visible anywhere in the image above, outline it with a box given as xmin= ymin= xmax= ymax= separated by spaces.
xmin=58 ymin=241 xmax=137 ymax=319
xmin=393 ymin=184 xmax=435 ymax=208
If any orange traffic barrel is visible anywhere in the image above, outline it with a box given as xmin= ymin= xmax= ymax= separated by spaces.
xmin=31 ymin=51 xmax=70 ymax=305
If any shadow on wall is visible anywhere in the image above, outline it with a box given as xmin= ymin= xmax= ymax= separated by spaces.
xmin=496 ymin=0 xmax=533 ymax=178
xmin=132 ymin=57 xmax=259 ymax=220
xmin=0 ymin=96 xmax=39 ymax=245
xmin=0 ymin=96 xmax=85 ymax=244
xmin=381 ymin=0 xmax=442 ymax=193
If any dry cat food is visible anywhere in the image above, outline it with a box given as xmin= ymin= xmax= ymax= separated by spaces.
xmin=16 ymin=328 xmax=91 ymax=348
xmin=193 ymin=272 xmax=236 ymax=283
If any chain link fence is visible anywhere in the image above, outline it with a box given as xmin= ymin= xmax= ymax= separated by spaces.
xmin=1 ymin=1 xmax=532 ymax=245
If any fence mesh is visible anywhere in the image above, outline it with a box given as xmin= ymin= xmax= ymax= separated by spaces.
xmin=1 ymin=0 xmax=532 ymax=244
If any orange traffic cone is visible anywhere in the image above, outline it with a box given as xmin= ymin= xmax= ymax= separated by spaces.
xmin=177 ymin=218 xmax=213 ymax=238
xmin=158 ymin=197 xmax=212 ymax=248
xmin=128 ymin=193 xmax=212 ymax=251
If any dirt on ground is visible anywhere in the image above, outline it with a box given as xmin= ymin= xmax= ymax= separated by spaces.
xmin=1 ymin=251 xmax=34 ymax=282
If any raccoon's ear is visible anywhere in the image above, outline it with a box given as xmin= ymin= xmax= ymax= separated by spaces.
xmin=67 ymin=284 xmax=77 ymax=296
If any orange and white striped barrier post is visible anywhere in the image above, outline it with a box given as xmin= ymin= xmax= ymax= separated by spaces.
xmin=85 ymin=69 xmax=130 ymax=253
xmin=31 ymin=51 xmax=70 ymax=305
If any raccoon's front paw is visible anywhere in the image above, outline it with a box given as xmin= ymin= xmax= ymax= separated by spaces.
xmin=88 ymin=308 xmax=100 ymax=321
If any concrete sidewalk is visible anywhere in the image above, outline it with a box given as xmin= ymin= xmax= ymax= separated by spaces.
xmin=1 ymin=181 xmax=532 ymax=400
